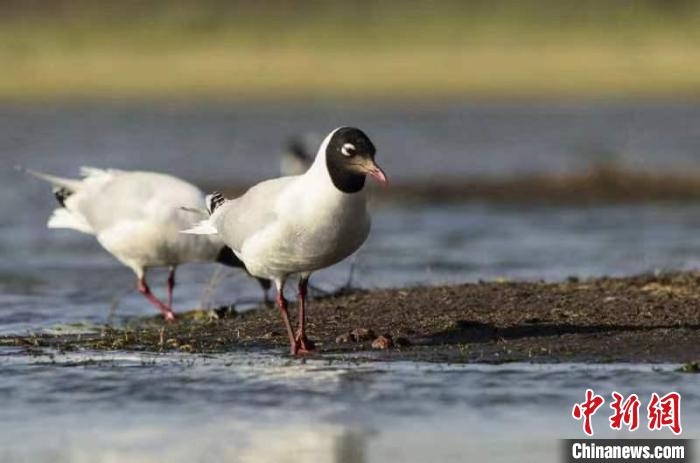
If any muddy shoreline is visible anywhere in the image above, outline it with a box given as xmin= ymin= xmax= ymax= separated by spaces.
xmin=4 ymin=272 xmax=700 ymax=365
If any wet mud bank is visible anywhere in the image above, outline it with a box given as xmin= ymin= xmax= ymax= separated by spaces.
xmin=4 ymin=272 xmax=700 ymax=364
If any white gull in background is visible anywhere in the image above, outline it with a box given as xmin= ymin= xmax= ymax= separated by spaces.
xmin=24 ymin=167 xmax=270 ymax=321
xmin=185 ymin=127 xmax=386 ymax=354
xmin=279 ymin=133 xmax=318 ymax=176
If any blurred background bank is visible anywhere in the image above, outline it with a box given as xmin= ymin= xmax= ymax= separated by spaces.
xmin=2 ymin=0 xmax=700 ymax=101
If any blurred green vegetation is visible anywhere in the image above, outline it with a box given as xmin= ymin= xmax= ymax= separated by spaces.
xmin=1 ymin=0 xmax=700 ymax=100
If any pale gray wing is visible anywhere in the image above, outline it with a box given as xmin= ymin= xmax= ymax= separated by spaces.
xmin=72 ymin=171 xmax=205 ymax=233
xmin=214 ymin=177 xmax=296 ymax=252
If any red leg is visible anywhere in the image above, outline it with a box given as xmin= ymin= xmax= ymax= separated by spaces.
xmin=275 ymin=289 xmax=298 ymax=355
xmin=166 ymin=266 xmax=176 ymax=310
xmin=294 ymin=276 xmax=315 ymax=353
xmin=138 ymin=276 xmax=176 ymax=322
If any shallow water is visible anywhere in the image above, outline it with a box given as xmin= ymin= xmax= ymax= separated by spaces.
xmin=0 ymin=351 xmax=696 ymax=463
xmin=2 ymin=102 xmax=700 ymax=460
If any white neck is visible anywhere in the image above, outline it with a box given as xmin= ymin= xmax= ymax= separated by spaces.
xmin=305 ymin=127 xmax=339 ymax=181
xmin=301 ymin=128 xmax=367 ymax=200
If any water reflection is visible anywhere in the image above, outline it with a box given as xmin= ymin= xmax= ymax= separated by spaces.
xmin=0 ymin=420 xmax=370 ymax=463
xmin=239 ymin=426 xmax=368 ymax=463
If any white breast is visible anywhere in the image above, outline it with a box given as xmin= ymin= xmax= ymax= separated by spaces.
xmin=238 ymin=175 xmax=370 ymax=280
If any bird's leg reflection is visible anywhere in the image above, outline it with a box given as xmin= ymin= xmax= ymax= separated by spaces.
xmin=333 ymin=428 xmax=368 ymax=463
xmin=166 ymin=266 xmax=176 ymax=310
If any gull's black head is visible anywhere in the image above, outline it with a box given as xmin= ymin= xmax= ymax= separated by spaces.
xmin=325 ymin=127 xmax=387 ymax=193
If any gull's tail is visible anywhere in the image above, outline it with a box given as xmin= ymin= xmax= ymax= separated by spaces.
xmin=181 ymin=220 xmax=218 ymax=235
xmin=181 ymin=192 xmax=224 ymax=235
xmin=18 ymin=165 xmax=94 ymax=233
xmin=19 ymin=165 xmax=80 ymax=210
xmin=18 ymin=166 xmax=82 ymax=197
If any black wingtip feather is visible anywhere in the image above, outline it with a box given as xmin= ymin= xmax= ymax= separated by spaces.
xmin=206 ymin=192 xmax=225 ymax=214
xmin=53 ymin=187 xmax=72 ymax=207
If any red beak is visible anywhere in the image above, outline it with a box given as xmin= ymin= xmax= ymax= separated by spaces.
xmin=367 ymin=164 xmax=388 ymax=185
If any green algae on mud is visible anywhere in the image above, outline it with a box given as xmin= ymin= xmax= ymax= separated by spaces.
xmin=4 ymin=272 xmax=700 ymax=364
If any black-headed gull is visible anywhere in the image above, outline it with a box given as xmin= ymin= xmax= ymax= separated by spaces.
xmin=185 ymin=127 xmax=386 ymax=354
xmin=25 ymin=167 xmax=270 ymax=321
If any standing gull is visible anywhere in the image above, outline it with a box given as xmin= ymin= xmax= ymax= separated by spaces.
xmin=185 ymin=127 xmax=386 ymax=354
xmin=25 ymin=167 xmax=270 ymax=321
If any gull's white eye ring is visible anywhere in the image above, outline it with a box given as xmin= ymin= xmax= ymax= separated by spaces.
xmin=341 ymin=143 xmax=356 ymax=157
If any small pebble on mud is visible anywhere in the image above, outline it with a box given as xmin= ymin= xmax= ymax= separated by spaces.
xmin=351 ymin=328 xmax=376 ymax=342
xmin=372 ymin=335 xmax=394 ymax=350
xmin=211 ymin=305 xmax=237 ymax=320
xmin=335 ymin=327 xmax=376 ymax=344
xmin=678 ymin=362 xmax=700 ymax=373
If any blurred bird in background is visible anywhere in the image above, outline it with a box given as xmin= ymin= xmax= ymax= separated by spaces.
xmin=279 ymin=133 xmax=319 ymax=177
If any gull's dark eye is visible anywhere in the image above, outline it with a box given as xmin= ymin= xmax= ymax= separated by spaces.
xmin=341 ymin=143 xmax=356 ymax=157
